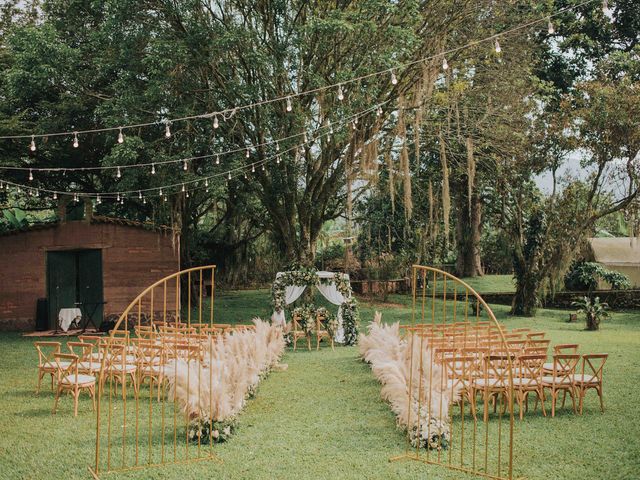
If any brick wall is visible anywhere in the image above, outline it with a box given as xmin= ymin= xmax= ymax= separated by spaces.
xmin=0 ymin=220 xmax=180 ymax=331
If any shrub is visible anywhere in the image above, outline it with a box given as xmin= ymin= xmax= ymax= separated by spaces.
xmin=564 ymin=261 xmax=630 ymax=291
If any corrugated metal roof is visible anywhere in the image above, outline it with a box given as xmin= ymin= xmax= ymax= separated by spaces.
xmin=588 ymin=237 xmax=640 ymax=265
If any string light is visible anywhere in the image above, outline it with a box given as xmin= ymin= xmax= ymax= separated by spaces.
xmin=276 ymin=142 xmax=280 ymax=152
xmin=29 ymin=169 xmax=33 ymax=181
xmin=337 ymin=85 xmax=344 ymax=101
xmin=116 ymin=166 xmax=121 ymax=178
xmin=390 ymin=70 xmax=398 ymax=85
xmin=245 ymin=148 xmax=250 ymax=158
xmin=53 ymin=192 xmax=57 ymax=200
xmin=181 ymin=184 xmax=185 ymax=192
xmin=377 ymin=106 xmax=383 ymax=116
xmin=216 ymin=155 xmax=220 ymax=165
xmin=165 ymin=122 xmax=171 ymax=138
xmin=183 ymin=160 xmax=188 ymax=171
xmin=143 ymin=197 xmax=147 ymax=204
xmin=186 ymin=191 xmax=189 ymax=198
xmin=73 ymin=132 xmax=79 ymax=148
xmin=213 ymin=115 xmax=220 ymax=129
xmin=442 ymin=57 xmax=449 ymax=70
xmin=151 ymin=163 xmax=156 ymax=175
xmin=494 ymin=39 xmax=502 ymax=53
xmin=73 ymin=193 xmax=79 ymax=202
xmin=159 ymin=188 xmax=163 ymax=196
xmin=276 ymin=155 xmax=281 ymax=164
xmin=117 ymin=193 xmax=121 ymax=202
xmin=228 ymin=172 xmax=231 ymax=180
xmin=286 ymin=97 xmax=293 ymax=112
xmin=164 ymin=195 xmax=168 ymax=202
xmin=251 ymin=164 xmax=255 ymax=173
xmin=548 ymin=17 xmax=555 ymax=34
xmin=261 ymin=164 xmax=265 ymax=171
xmin=30 ymin=135 xmax=36 ymax=152
xmin=96 ymin=195 xmax=101 ymax=204
xmin=117 ymin=128 xmax=124 ymax=144
xmin=138 ymin=191 xmax=142 ymax=199
xmin=205 ymin=178 xmax=209 ymax=187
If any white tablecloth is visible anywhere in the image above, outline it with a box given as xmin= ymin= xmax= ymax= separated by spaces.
xmin=58 ymin=308 xmax=82 ymax=332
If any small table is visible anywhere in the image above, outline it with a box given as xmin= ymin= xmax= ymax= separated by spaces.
xmin=58 ymin=308 xmax=82 ymax=332
xmin=78 ymin=301 xmax=107 ymax=333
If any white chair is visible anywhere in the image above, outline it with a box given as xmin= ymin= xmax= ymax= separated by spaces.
xmin=52 ymin=353 xmax=96 ymax=416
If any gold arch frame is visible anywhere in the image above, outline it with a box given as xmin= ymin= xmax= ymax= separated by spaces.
xmin=390 ymin=265 xmax=515 ymax=480
xmin=90 ymin=265 xmax=219 ymax=479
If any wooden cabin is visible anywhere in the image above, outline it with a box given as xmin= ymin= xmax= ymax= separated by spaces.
xmin=0 ymin=199 xmax=180 ymax=331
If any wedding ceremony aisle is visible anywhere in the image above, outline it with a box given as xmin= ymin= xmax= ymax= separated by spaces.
xmin=0 ymin=290 xmax=639 ymax=479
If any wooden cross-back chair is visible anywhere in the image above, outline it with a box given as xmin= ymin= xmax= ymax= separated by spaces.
xmin=315 ymin=311 xmax=334 ymax=351
xmin=78 ymin=335 xmax=104 ymax=361
xmin=542 ymin=353 xmax=580 ymax=417
xmin=442 ymin=355 xmax=477 ymax=416
xmin=472 ymin=354 xmax=515 ymax=422
xmin=34 ymin=341 xmax=67 ymax=394
xmin=137 ymin=343 xmax=166 ymax=400
xmin=100 ymin=343 xmax=138 ymax=399
xmin=67 ymin=341 xmax=101 ymax=376
xmin=52 ymin=353 xmax=96 ymax=417
xmin=574 ymin=353 xmax=608 ymax=414
xmin=514 ymin=354 xmax=546 ymax=420
xmin=291 ymin=313 xmax=311 ymax=351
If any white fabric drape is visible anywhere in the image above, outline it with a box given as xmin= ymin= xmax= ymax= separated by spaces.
xmin=271 ymin=271 xmax=351 ymax=342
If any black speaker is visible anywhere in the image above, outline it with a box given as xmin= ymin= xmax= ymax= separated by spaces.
xmin=36 ymin=298 xmax=49 ymax=331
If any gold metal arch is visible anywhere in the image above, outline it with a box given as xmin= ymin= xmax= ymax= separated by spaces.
xmin=90 ymin=265 xmax=219 ymax=479
xmin=390 ymin=265 xmax=515 ymax=480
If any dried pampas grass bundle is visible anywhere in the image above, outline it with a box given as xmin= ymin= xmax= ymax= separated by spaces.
xmin=165 ymin=318 xmax=286 ymax=442
xmin=359 ymin=312 xmax=460 ymax=450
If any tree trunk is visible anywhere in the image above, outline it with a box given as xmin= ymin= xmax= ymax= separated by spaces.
xmin=455 ymin=183 xmax=484 ymax=277
xmin=511 ymin=276 xmax=538 ymax=316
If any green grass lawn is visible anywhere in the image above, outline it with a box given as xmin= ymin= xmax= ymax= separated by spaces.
xmin=1 ymin=289 xmax=639 ymax=480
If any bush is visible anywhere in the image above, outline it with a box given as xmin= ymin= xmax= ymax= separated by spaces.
xmin=564 ymin=261 xmax=631 ymax=291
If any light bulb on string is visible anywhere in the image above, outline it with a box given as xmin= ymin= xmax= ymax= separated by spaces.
xmin=261 ymin=164 xmax=265 ymax=171
xmin=73 ymin=132 xmax=79 ymax=148
xmin=251 ymin=164 xmax=255 ymax=173
xmin=245 ymin=148 xmax=250 ymax=158
xmin=244 ymin=171 xmax=247 ymax=179
xmin=286 ymin=97 xmax=293 ymax=112
xmin=30 ymin=135 xmax=36 ymax=152
xmin=228 ymin=172 xmax=231 ymax=180
xmin=181 ymin=184 xmax=185 ymax=192
xmin=120 ymin=196 xmax=124 ymax=205
xmin=165 ymin=122 xmax=171 ymax=138
xmin=96 ymin=195 xmax=101 ymax=204
xmin=205 ymin=178 xmax=209 ymax=187
xmin=138 ymin=191 xmax=142 ymax=200
xmin=183 ymin=160 xmax=188 ymax=171
xmin=116 ymin=166 xmax=121 ymax=179
xmin=494 ymin=39 xmax=501 ymax=53
xmin=159 ymin=188 xmax=163 ymax=196
xmin=117 ymin=193 xmax=121 ymax=202
xmin=74 ymin=193 xmax=78 ymax=202
xmin=29 ymin=169 xmax=33 ymax=181
xmin=276 ymin=155 xmax=281 ymax=164
xmin=186 ymin=191 xmax=190 ymax=198
xmin=117 ymin=128 xmax=124 ymax=144
xmin=142 ymin=197 xmax=146 ymax=205
xmin=390 ymin=70 xmax=398 ymax=85
xmin=337 ymin=85 xmax=344 ymax=101
xmin=442 ymin=57 xmax=449 ymax=70
xmin=275 ymin=142 xmax=280 ymax=152
xmin=151 ymin=163 xmax=156 ymax=175
xmin=213 ymin=115 xmax=219 ymax=129
xmin=216 ymin=155 xmax=220 ymax=165
xmin=53 ymin=192 xmax=57 ymax=200
xmin=164 ymin=195 xmax=168 ymax=202
xmin=548 ymin=17 xmax=555 ymax=34
xmin=377 ymin=106 xmax=383 ymax=116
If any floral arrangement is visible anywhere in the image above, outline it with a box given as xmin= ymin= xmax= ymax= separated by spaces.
xmin=272 ymin=267 xmax=319 ymax=313
xmin=317 ymin=307 xmax=338 ymax=337
xmin=188 ymin=416 xmax=237 ymax=444
xmin=359 ymin=313 xmax=460 ymax=451
xmin=341 ymin=298 xmax=359 ymax=346
xmin=409 ymin=411 xmax=450 ymax=451
xmin=292 ymin=304 xmax=317 ymax=336
xmin=165 ymin=318 xmax=286 ymax=445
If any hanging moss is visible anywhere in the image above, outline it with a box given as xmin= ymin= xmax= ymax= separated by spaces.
xmin=439 ymin=130 xmax=450 ymax=245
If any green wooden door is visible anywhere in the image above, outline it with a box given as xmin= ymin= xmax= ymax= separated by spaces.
xmin=47 ymin=251 xmax=77 ymax=329
xmin=78 ymin=250 xmax=104 ymax=324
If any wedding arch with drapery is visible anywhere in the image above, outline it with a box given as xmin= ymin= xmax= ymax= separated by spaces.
xmin=270 ymin=270 xmax=359 ymax=345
